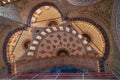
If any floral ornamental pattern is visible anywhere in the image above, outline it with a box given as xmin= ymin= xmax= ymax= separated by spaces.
xmin=25 ymin=24 xmax=99 ymax=59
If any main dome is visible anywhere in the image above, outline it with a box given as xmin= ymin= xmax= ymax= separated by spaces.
xmin=67 ymin=0 xmax=102 ymax=6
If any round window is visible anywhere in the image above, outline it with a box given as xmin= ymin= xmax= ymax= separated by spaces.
xmin=23 ymin=40 xmax=31 ymax=50
xmin=48 ymin=20 xmax=58 ymax=26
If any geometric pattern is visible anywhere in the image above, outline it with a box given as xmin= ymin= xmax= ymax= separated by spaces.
xmin=26 ymin=23 xmax=98 ymax=59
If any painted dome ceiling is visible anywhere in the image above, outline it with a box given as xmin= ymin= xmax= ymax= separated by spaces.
xmin=67 ymin=0 xmax=102 ymax=6
xmin=0 ymin=0 xmax=116 ymax=75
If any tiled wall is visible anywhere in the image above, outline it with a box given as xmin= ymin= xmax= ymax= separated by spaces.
xmin=0 ymin=4 xmax=21 ymax=22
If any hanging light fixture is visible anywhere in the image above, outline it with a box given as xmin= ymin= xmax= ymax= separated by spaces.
xmin=2 ymin=1 xmax=6 ymax=4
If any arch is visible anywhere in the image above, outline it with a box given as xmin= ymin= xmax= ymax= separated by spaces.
xmin=27 ymin=2 xmax=64 ymax=27
xmin=65 ymin=17 xmax=110 ymax=72
xmin=2 ymin=26 xmax=26 ymax=73
xmin=12 ymin=23 xmax=100 ymax=74
xmin=66 ymin=17 xmax=110 ymax=62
